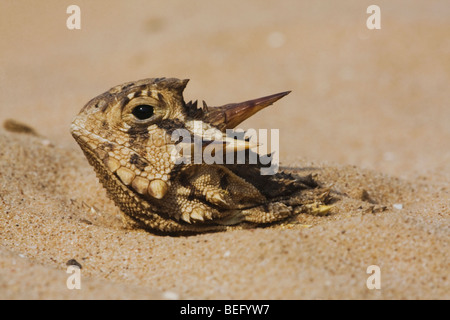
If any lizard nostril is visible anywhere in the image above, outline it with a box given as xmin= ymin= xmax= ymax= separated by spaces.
xmin=94 ymin=100 xmax=107 ymax=110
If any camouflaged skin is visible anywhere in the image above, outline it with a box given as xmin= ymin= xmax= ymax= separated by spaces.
xmin=71 ymin=78 xmax=330 ymax=234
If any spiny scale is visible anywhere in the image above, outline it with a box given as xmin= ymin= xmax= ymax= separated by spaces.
xmin=71 ymin=77 xmax=330 ymax=234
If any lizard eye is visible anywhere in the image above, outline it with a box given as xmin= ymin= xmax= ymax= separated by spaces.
xmin=132 ymin=105 xmax=154 ymax=120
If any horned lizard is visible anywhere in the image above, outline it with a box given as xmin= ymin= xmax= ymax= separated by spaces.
xmin=71 ymin=78 xmax=332 ymax=234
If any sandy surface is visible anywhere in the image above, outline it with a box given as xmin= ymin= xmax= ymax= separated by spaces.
xmin=0 ymin=0 xmax=448 ymax=299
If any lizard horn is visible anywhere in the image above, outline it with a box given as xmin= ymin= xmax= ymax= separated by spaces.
xmin=203 ymin=91 xmax=291 ymax=131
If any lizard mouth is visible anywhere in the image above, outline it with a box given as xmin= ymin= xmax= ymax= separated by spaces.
xmin=70 ymin=122 xmax=116 ymax=157
xmin=71 ymin=120 xmax=172 ymax=200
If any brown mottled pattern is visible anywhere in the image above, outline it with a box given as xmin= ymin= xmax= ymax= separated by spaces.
xmin=71 ymin=78 xmax=333 ymax=234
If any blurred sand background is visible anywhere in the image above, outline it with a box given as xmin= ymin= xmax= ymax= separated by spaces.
xmin=0 ymin=0 xmax=448 ymax=299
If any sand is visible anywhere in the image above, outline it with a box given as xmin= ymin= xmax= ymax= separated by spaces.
xmin=0 ymin=0 xmax=448 ymax=299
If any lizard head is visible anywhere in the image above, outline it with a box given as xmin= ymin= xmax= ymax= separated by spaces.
xmin=71 ymin=78 xmax=294 ymax=231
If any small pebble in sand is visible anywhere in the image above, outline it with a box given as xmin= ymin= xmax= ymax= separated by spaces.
xmin=162 ymin=291 xmax=180 ymax=300
xmin=393 ymin=204 xmax=403 ymax=210
xmin=66 ymin=259 xmax=83 ymax=269
xmin=3 ymin=119 xmax=39 ymax=136
xmin=40 ymin=139 xmax=53 ymax=147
